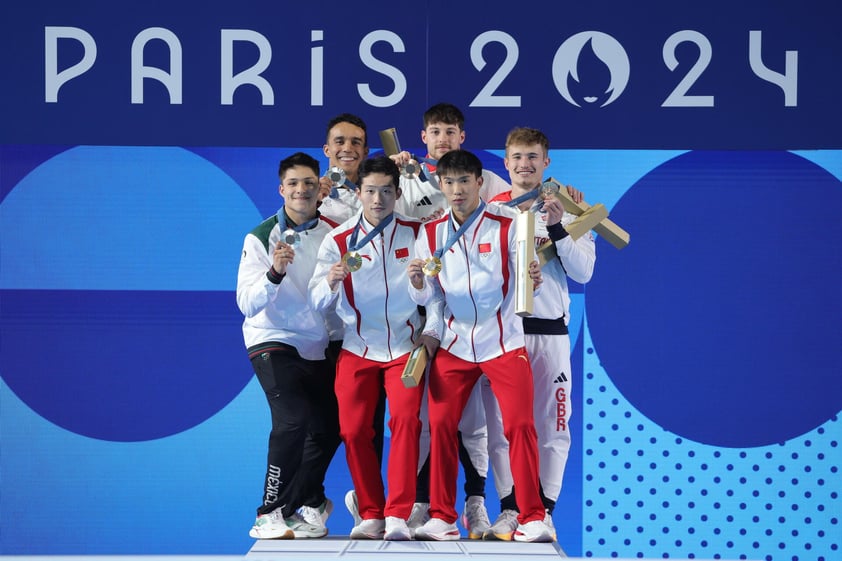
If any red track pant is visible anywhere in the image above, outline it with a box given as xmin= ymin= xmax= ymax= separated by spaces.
xmin=335 ymin=350 xmax=424 ymax=520
xmin=427 ymin=347 xmax=544 ymax=525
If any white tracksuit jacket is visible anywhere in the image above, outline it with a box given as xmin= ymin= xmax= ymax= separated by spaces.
xmin=411 ymin=203 xmax=534 ymax=363
xmin=395 ymin=162 xmax=511 ymax=221
xmin=490 ymin=192 xmax=596 ymax=321
xmin=310 ymin=212 xmax=426 ymax=362
xmin=236 ymin=212 xmax=338 ymax=360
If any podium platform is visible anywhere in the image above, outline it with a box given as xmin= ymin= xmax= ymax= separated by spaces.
xmin=246 ymin=537 xmax=567 ymax=560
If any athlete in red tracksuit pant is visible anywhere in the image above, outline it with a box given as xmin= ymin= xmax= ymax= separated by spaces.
xmin=310 ymin=156 xmax=439 ymax=541
xmin=407 ymin=149 xmax=555 ymax=543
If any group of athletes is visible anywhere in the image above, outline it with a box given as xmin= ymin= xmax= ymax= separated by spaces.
xmin=235 ymin=103 xmax=596 ymax=543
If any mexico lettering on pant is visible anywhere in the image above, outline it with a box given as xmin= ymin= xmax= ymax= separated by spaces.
xmin=264 ymin=464 xmax=282 ymax=506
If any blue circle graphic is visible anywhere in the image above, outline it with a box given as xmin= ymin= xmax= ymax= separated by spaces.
xmin=0 ymin=146 xmax=261 ymax=441
xmin=585 ymin=151 xmax=842 ymax=447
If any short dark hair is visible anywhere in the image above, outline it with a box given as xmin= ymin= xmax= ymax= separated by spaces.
xmin=278 ymin=152 xmax=320 ymax=179
xmin=423 ymin=103 xmax=464 ymax=130
xmin=325 ymin=113 xmax=368 ymax=146
xmin=436 ymin=149 xmax=483 ymax=179
xmin=358 ymin=156 xmax=400 ymax=188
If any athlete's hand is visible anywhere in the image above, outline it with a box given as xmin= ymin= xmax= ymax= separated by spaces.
xmin=389 ymin=151 xmax=414 ymax=166
xmin=318 ymin=175 xmax=333 ymax=202
xmin=407 ymin=258 xmax=426 ymax=290
xmin=272 ymin=241 xmax=295 ymax=275
xmin=542 ymin=194 xmax=565 ymax=226
xmin=529 ymin=259 xmax=543 ymax=291
xmin=327 ymin=260 xmax=349 ymax=292
xmin=418 ymin=333 xmax=440 ymax=358
xmin=565 ymin=184 xmax=584 ymax=204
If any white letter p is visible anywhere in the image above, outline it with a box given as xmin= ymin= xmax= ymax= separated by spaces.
xmin=45 ymin=26 xmax=97 ymax=103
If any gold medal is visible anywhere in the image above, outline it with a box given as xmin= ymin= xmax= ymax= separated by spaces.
xmin=423 ymin=256 xmax=442 ymax=277
xmin=282 ymin=229 xmax=301 ymax=248
xmin=343 ymin=251 xmax=362 ymax=272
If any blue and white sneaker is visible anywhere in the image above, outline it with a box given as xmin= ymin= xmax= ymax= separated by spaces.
xmin=286 ymin=511 xmax=328 ymax=538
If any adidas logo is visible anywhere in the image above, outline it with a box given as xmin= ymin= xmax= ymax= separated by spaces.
xmin=416 ymin=196 xmax=433 ymax=206
xmin=553 ymin=373 xmax=568 ymax=383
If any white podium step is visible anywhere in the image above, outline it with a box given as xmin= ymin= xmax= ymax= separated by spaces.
xmin=246 ymin=537 xmax=567 ymax=560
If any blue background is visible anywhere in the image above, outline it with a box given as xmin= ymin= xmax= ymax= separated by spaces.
xmin=1 ymin=1 xmax=840 ymax=560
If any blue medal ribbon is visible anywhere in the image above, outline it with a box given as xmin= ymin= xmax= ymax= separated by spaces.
xmin=416 ymin=156 xmax=438 ymax=186
xmin=276 ymin=208 xmax=320 ymax=233
xmin=348 ymin=213 xmax=394 ymax=252
xmin=329 ymin=178 xmax=359 ymax=199
xmin=504 ymin=188 xmax=541 ymax=208
xmin=433 ymin=201 xmax=486 ymax=259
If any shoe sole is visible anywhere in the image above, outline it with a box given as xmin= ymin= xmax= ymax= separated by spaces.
xmin=460 ymin=514 xmax=488 ymax=539
xmin=292 ymin=530 xmax=328 ymax=539
xmin=513 ymin=533 xmax=553 ymax=543
xmin=467 ymin=530 xmax=485 ymax=539
xmin=415 ymin=531 xmax=461 ymax=541
xmin=250 ymin=528 xmax=294 ymax=540
xmin=384 ymin=531 xmax=412 ymax=541
xmin=350 ymin=531 xmax=385 ymax=540
xmin=483 ymin=530 xmax=514 ymax=541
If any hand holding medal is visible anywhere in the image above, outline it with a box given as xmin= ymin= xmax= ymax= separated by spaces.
xmin=281 ymin=228 xmax=301 ymax=248
xmin=342 ymin=251 xmax=363 ymax=272
xmin=340 ymin=213 xmax=394 ymax=275
xmin=424 ymin=201 xmax=486 ymax=278
xmin=272 ymin=240 xmax=295 ymax=276
xmin=275 ymin=207 xmax=319 ymax=253
xmin=423 ymin=256 xmax=442 ymax=277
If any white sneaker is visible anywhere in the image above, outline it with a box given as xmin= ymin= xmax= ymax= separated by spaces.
xmin=513 ymin=519 xmax=554 ymax=543
xmin=344 ymin=490 xmax=362 ymax=526
xmin=299 ymin=498 xmax=333 ymax=527
xmin=249 ymin=507 xmax=293 ymax=539
xmin=460 ymin=495 xmax=491 ymax=539
xmin=414 ymin=517 xmax=461 ymax=541
xmin=407 ymin=502 xmax=430 ymax=538
xmin=543 ymin=510 xmax=557 ymax=541
xmin=483 ymin=509 xmax=519 ymax=541
xmin=285 ymin=511 xmax=328 ymax=538
xmin=350 ymin=518 xmax=386 ymax=540
xmin=384 ymin=516 xmax=412 ymax=541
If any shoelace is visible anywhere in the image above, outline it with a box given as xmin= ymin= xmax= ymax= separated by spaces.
xmin=299 ymin=505 xmax=322 ymax=526
xmin=261 ymin=509 xmax=285 ymax=523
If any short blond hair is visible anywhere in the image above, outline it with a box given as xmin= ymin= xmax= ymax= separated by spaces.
xmin=505 ymin=127 xmax=549 ymax=156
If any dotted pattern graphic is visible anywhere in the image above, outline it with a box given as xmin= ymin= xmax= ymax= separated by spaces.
xmin=582 ymin=317 xmax=840 ymax=560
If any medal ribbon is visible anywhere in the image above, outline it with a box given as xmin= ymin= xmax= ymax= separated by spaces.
xmin=329 ymin=178 xmax=359 ymax=199
xmin=433 ymin=201 xmax=486 ymax=259
xmin=348 ymin=213 xmax=394 ymax=252
xmin=417 ymin=156 xmax=439 ymax=187
xmin=504 ymin=188 xmax=541 ymax=208
xmin=276 ymin=208 xmax=319 ymax=233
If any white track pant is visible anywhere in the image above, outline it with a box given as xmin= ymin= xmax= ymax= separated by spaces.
xmin=482 ymin=333 xmax=572 ymax=502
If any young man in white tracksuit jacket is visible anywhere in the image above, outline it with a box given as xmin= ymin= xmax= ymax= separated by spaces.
xmin=484 ymin=127 xmax=596 ymax=541
xmin=407 ymin=149 xmax=554 ymax=543
xmin=310 ymin=156 xmax=439 ymax=541
xmin=388 ymin=102 xmax=510 ymax=537
xmin=236 ymin=152 xmax=341 ymax=541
